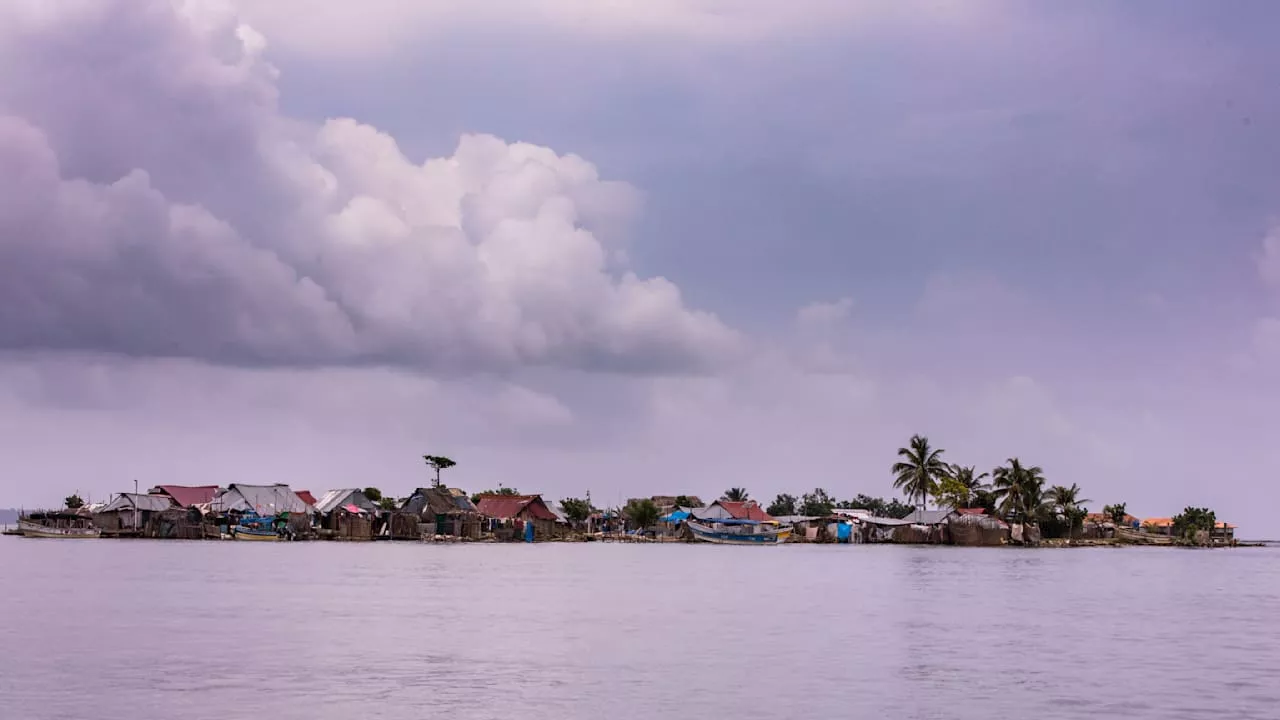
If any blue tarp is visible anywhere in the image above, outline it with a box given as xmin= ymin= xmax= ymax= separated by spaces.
xmin=836 ymin=522 xmax=852 ymax=541
xmin=662 ymin=510 xmax=691 ymax=522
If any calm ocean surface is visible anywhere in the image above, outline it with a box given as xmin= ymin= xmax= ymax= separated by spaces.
xmin=2 ymin=540 xmax=1278 ymax=720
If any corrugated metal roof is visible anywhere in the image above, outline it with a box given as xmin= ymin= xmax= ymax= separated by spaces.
xmin=214 ymin=484 xmax=312 ymax=515
xmin=475 ymin=494 xmax=558 ymax=521
xmin=149 ymin=485 xmax=218 ymax=508
xmin=905 ymin=509 xmax=954 ymax=525
xmin=101 ymin=493 xmax=176 ymax=513
xmin=314 ymin=489 xmax=377 ymax=515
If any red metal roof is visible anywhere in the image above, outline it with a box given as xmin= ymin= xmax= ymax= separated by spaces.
xmin=295 ymin=490 xmax=318 ymax=506
xmin=716 ymin=500 xmax=774 ymax=522
xmin=151 ymin=485 xmax=218 ymax=508
xmin=956 ymin=508 xmax=987 ymax=516
xmin=475 ymin=494 xmax=558 ymax=521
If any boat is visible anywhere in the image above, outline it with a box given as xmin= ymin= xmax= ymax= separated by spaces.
xmin=17 ymin=511 xmax=101 ymax=539
xmin=232 ymin=525 xmax=281 ymax=541
xmin=686 ymin=518 xmax=792 ymax=545
xmin=232 ymin=513 xmax=283 ymax=541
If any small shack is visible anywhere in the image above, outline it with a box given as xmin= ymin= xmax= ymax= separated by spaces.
xmin=211 ymin=484 xmax=314 ymax=534
xmin=400 ymin=487 xmax=482 ymax=539
xmin=475 ymin=493 xmax=559 ymax=540
xmin=947 ymin=511 xmax=1008 ymax=546
xmin=694 ymin=500 xmax=775 ymax=523
xmin=313 ymin=489 xmax=378 ymax=540
xmin=95 ymin=493 xmax=178 ymax=537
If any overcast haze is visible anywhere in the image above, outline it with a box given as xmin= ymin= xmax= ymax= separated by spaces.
xmin=2 ymin=0 xmax=1278 ymax=535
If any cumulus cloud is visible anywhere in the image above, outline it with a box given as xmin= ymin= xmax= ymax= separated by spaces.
xmin=0 ymin=0 xmax=738 ymax=374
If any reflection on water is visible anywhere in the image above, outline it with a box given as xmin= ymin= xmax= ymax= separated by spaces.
xmin=1 ymin=541 xmax=1277 ymax=720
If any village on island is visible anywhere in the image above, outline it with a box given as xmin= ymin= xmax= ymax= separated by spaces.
xmin=6 ymin=436 xmax=1238 ymax=547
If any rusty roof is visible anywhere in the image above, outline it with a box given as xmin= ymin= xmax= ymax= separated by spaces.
xmin=475 ymin=494 xmax=558 ymax=521
xmin=715 ymin=500 xmax=774 ymax=522
xmin=149 ymin=485 xmax=218 ymax=508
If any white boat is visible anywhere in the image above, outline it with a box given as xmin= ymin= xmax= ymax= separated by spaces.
xmin=686 ymin=519 xmax=791 ymax=545
xmin=18 ymin=513 xmax=101 ymax=538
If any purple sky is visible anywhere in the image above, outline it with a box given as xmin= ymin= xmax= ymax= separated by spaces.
xmin=2 ymin=0 xmax=1278 ymax=535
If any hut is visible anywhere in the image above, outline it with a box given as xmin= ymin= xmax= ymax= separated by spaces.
xmin=693 ymin=500 xmax=774 ymax=522
xmin=95 ymin=493 xmax=177 ymax=537
xmin=858 ymin=516 xmax=913 ymax=543
xmin=400 ymin=487 xmax=482 ymax=539
xmin=947 ymin=512 xmax=1009 ymax=546
xmin=211 ymin=484 xmax=314 ymax=534
xmin=313 ymin=489 xmax=378 ymax=540
xmin=475 ymin=493 xmax=559 ymax=540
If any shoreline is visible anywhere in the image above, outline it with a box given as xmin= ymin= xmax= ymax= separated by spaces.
xmin=2 ymin=526 xmax=1266 ymax=548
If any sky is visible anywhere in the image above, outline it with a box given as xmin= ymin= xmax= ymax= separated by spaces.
xmin=2 ymin=0 xmax=1279 ymax=535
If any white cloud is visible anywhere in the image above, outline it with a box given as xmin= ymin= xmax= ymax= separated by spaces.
xmin=796 ymin=297 xmax=854 ymax=332
xmin=0 ymin=0 xmax=739 ymax=374
xmin=1259 ymin=222 xmax=1280 ymax=288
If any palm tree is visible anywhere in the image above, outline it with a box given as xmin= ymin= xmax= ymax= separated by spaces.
xmin=722 ymin=488 xmax=750 ymax=502
xmin=1048 ymin=483 xmax=1091 ymax=540
xmin=948 ymin=464 xmax=990 ymax=508
xmin=892 ymin=435 xmax=949 ymax=511
xmin=991 ymin=458 xmax=1047 ymax=524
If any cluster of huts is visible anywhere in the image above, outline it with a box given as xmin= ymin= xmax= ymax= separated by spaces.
xmin=69 ymin=484 xmax=570 ymax=541
xmin=654 ymin=499 xmax=1237 ymax=546
xmin=20 ymin=486 xmax=1237 ymax=546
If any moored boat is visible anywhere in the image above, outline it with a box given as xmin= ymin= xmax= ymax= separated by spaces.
xmin=686 ymin=519 xmax=791 ymax=545
xmin=18 ymin=512 xmax=101 ymax=539
xmin=232 ymin=526 xmax=281 ymax=541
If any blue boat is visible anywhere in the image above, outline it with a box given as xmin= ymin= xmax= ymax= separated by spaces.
xmin=686 ymin=519 xmax=792 ymax=545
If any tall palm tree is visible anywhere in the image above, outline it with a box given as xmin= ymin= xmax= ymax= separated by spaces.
xmin=948 ymin=464 xmax=990 ymax=508
xmin=722 ymin=488 xmax=750 ymax=502
xmin=892 ymin=435 xmax=949 ymax=511
xmin=1048 ymin=483 xmax=1091 ymax=539
xmin=992 ymin=458 xmax=1047 ymax=524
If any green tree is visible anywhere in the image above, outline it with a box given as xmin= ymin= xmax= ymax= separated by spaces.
xmin=64 ymin=494 xmax=85 ymax=510
xmin=767 ymin=493 xmax=798 ymax=517
xmin=944 ymin=465 xmax=990 ymax=508
xmin=1047 ymin=483 xmax=1091 ymax=539
xmin=363 ymin=487 xmax=384 ymax=503
xmin=799 ymin=488 xmax=834 ymax=517
xmin=884 ymin=499 xmax=916 ymax=519
xmin=932 ymin=476 xmax=971 ymax=510
xmin=722 ymin=488 xmax=750 ymax=502
xmin=992 ymin=458 xmax=1047 ymax=524
xmin=1103 ymin=502 xmax=1129 ymax=526
xmin=624 ymin=498 xmax=660 ymax=531
xmin=559 ymin=497 xmax=593 ymax=527
xmin=674 ymin=495 xmax=696 ymax=508
xmin=423 ymin=455 xmax=457 ymax=488
xmin=892 ymin=434 xmax=949 ymax=511
xmin=1172 ymin=506 xmax=1216 ymax=543
xmin=377 ymin=496 xmax=399 ymax=512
